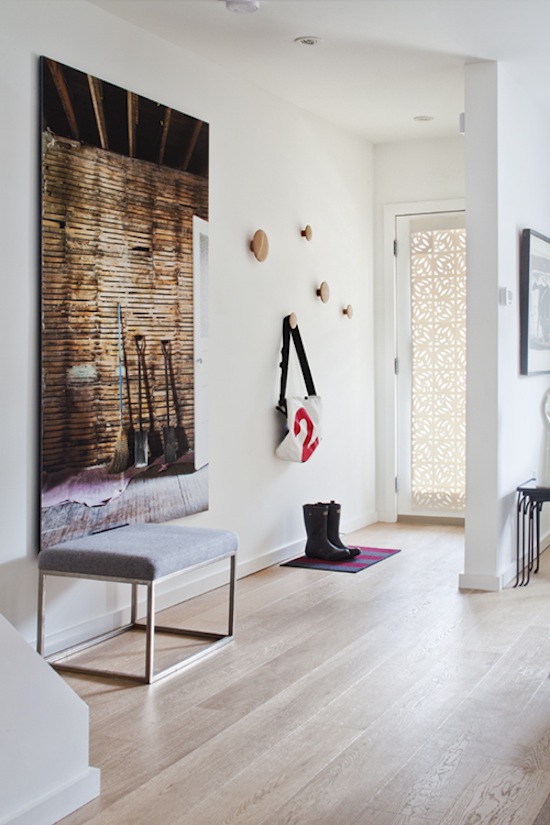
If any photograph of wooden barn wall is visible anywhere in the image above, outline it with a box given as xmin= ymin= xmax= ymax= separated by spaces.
xmin=39 ymin=57 xmax=209 ymax=549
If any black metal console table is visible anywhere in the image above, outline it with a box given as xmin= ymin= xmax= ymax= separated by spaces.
xmin=516 ymin=479 xmax=550 ymax=586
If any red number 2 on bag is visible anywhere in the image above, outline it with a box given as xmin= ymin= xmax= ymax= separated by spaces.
xmin=294 ymin=407 xmax=319 ymax=462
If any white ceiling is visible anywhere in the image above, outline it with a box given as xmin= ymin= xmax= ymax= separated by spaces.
xmin=88 ymin=0 xmax=550 ymax=143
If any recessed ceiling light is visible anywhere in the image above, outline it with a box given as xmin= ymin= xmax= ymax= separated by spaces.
xmin=294 ymin=36 xmax=322 ymax=46
xmin=413 ymin=115 xmax=434 ymax=122
xmin=222 ymin=0 xmax=260 ymax=13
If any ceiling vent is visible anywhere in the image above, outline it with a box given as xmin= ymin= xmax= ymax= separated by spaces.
xmin=222 ymin=0 xmax=260 ymax=12
xmin=294 ymin=36 xmax=322 ymax=46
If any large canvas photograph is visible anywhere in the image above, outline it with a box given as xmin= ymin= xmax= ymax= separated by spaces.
xmin=520 ymin=228 xmax=550 ymax=375
xmin=39 ymin=57 xmax=209 ymax=549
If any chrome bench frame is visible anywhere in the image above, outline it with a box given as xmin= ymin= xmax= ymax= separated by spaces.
xmin=37 ymin=545 xmax=236 ymax=685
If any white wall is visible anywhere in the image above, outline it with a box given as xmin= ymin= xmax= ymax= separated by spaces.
xmin=0 ymin=615 xmax=99 ymax=825
xmin=461 ymin=62 xmax=550 ymax=590
xmin=497 ymin=64 xmax=550 ymax=577
xmin=0 ymin=0 xmax=375 ymax=643
xmin=373 ymin=137 xmax=465 ymax=520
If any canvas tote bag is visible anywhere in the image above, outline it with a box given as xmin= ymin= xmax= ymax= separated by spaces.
xmin=275 ymin=315 xmax=322 ymax=463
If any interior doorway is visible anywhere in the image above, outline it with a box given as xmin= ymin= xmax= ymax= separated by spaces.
xmin=394 ymin=207 xmax=466 ymax=520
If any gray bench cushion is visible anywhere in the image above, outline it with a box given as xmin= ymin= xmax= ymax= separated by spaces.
xmin=38 ymin=523 xmax=238 ymax=581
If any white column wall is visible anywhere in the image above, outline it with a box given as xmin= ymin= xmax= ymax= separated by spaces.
xmin=460 ymin=63 xmax=501 ymax=590
xmin=461 ymin=62 xmax=550 ymax=590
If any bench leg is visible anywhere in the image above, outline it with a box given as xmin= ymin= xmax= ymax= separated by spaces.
xmin=145 ymin=583 xmax=155 ymax=684
xmin=228 ymin=554 xmax=236 ymax=636
xmin=131 ymin=583 xmax=139 ymax=624
xmin=37 ymin=552 xmax=236 ymax=684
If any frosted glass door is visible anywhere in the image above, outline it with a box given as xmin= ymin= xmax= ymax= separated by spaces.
xmin=396 ymin=211 xmax=466 ymax=518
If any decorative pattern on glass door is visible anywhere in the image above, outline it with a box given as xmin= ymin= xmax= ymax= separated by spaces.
xmin=410 ymin=227 xmax=466 ymax=511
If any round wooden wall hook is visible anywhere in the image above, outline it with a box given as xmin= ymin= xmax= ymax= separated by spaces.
xmin=316 ymin=281 xmax=330 ymax=303
xmin=301 ymin=225 xmax=313 ymax=241
xmin=289 ymin=312 xmax=298 ymax=329
xmin=343 ymin=304 xmax=353 ymax=319
xmin=250 ymin=229 xmax=269 ymax=262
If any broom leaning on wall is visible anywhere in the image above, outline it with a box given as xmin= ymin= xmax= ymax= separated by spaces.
xmin=108 ymin=303 xmax=129 ymax=473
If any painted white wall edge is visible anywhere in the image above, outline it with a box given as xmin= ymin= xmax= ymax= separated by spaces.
xmin=2 ymin=769 xmax=100 ymax=825
xmin=0 ymin=614 xmax=99 ymax=825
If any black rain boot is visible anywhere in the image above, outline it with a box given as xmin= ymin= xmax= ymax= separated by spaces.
xmin=303 ymin=504 xmax=351 ymax=562
xmin=325 ymin=501 xmax=361 ymax=557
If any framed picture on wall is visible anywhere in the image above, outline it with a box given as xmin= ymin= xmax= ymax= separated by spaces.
xmin=39 ymin=56 xmax=210 ymax=549
xmin=520 ymin=228 xmax=550 ymax=375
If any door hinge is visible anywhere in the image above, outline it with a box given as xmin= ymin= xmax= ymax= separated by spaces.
xmin=395 ymin=476 xmax=399 ymax=493
xmin=394 ymin=357 xmax=399 ymax=374
xmin=393 ymin=239 xmax=398 ymax=256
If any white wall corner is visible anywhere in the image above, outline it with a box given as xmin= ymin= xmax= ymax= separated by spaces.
xmin=0 ymin=614 xmax=100 ymax=825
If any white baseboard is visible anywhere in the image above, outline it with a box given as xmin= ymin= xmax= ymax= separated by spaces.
xmin=458 ymin=531 xmax=550 ymax=591
xmin=2 ymin=768 xmax=100 ymax=825
xmin=235 ymin=540 xmax=305 ymax=579
xmin=500 ymin=560 xmax=519 ymax=589
xmin=38 ymin=539 xmax=305 ymax=655
xmin=500 ymin=529 xmax=550 ymax=589
xmin=459 ymin=528 xmax=550 ymax=592
xmin=341 ymin=511 xmax=379 ymax=535
xmin=458 ymin=572 xmax=503 ymax=592
xmin=44 ymin=514 xmax=550 ymax=649
xmin=37 ymin=512 xmax=385 ymax=654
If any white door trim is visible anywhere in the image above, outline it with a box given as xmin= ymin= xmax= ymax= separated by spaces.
xmin=193 ymin=216 xmax=209 ymax=471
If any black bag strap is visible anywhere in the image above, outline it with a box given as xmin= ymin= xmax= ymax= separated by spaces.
xmin=277 ymin=315 xmax=317 ymax=415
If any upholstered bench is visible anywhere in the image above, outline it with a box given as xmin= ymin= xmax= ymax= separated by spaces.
xmin=37 ymin=522 xmax=238 ymax=684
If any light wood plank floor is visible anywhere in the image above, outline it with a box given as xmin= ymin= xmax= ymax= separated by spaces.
xmin=57 ymin=521 xmax=550 ymax=825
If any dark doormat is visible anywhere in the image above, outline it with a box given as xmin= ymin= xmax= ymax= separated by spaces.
xmin=281 ymin=546 xmax=401 ymax=573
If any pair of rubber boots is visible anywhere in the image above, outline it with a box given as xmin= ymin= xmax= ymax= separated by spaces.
xmin=303 ymin=501 xmax=360 ymax=562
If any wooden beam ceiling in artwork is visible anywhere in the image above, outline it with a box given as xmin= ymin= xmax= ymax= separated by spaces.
xmin=158 ymin=107 xmax=172 ymax=166
xmin=127 ymin=91 xmax=139 ymax=158
xmin=181 ymin=120 xmax=203 ymax=172
xmin=46 ymin=58 xmax=80 ymax=141
xmin=88 ymin=74 xmax=109 ymax=150
xmin=42 ymin=58 xmax=208 ymax=179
